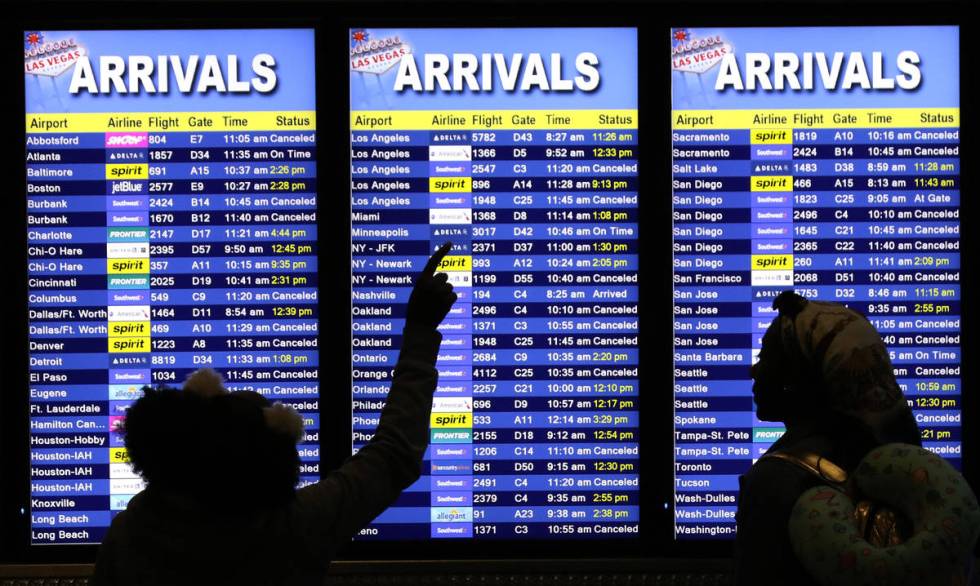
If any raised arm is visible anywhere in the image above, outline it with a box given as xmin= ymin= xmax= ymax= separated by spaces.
xmin=291 ymin=242 xmax=457 ymax=558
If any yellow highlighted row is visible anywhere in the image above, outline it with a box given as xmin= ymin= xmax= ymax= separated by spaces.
xmin=26 ymin=111 xmax=316 ymax=133
xmin=352 ymin=110 xmax=638 ymax=130
xmin=673 ymin=108 xmax=959 ymax=129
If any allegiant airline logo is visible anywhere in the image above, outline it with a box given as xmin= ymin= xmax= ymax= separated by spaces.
xmin=431 ymin=507 xmax=472 ymax=522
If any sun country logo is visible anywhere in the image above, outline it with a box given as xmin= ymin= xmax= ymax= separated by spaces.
xmin=106 ymin=134 xmax=149 ymax=147
xmin=671 ymin=28 xmax=731 ymax=74
xmin=349 ymin=29 xmax=411 ymax=75
xmin=24 ymin=31 xmax=88 ymax=77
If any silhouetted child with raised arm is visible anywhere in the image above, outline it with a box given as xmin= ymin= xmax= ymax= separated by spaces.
xmin=93 ymin=242 xmax=458 ymax=586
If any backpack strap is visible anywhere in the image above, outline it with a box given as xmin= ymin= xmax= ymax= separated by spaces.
xmin=760 ymin=447 xmax=848 ymax=487
xmin=763 ymin=447 xmax=913 ymax=547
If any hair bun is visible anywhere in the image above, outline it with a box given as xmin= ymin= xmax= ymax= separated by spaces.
xmin=183 ymin=367 xmax=227 ymax=398
xmin=263 ymin=402 xmax=305 ymax=443
xmin=773 ymin=290 xmax=808 ymax=318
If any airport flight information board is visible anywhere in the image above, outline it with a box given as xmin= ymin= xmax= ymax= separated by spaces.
xmin=350 ymin=28 xmax=639 ymax=539
xmin=671 ymin=26 xmax=960 ymax=538
xmin=25 ymin=29 xmax=318 ymax=544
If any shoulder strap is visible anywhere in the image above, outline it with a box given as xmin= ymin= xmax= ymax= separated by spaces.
xmin=762 ymin=448 xmax=913 ymax=546
xmin=760 ymin=447 xmax=848 ymax=487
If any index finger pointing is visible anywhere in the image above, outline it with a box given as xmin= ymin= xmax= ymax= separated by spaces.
xmin=421 ymin=241 xmax=453 ymax=278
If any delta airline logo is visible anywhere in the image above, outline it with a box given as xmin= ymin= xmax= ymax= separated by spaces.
xmin=350 ymin=29 xmax=411 ymax=75
xmin=24 ymin=31 xmax=88 ymax=77
xmin=671 ymin=28 xmax=731 ymax=74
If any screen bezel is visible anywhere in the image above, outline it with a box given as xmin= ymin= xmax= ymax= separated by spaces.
xmin=662 ymin=9 xmax=972 ymax=560
xmin=1 ymin=0 xmax=974 ymax=567
xmin=3 ymin=9 xmax=325 ymax=565
xmin=339 ymin=17 xmax=656 ymax=560
xmin=335 ymin=4 xmax=974 ymax=561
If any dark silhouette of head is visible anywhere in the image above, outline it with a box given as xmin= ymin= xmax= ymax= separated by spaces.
xmin=120 ymin=369 xmax=303 ymax=512
xmin=750 ymin=291 xmax=920 ymax=468
xmin=750 ymin=290 xmax=810 ymax=422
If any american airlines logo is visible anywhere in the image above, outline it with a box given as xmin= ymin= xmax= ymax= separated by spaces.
xmin=429 ymin=146 xmax=472 ymax=161
xmin=107 ymin=306 xmax=150 ymax=322
xmin=432 ymin=397 xmax=472 ymax=412
xmin=429 ymin=209 xmax=471 ymax=224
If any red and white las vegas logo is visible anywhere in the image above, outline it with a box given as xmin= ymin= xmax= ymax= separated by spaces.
xmin=671 ymin=29 xmax=731 ymax=74
xmin=350 ymin=29 xmax=411 ymax=75
xmin=24 ymin=32 xmax=87 ymax=77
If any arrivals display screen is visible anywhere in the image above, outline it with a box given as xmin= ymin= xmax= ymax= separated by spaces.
xmin=349 ymin=27 xmax=640 ymax=540
xmin=24 ymin=28 xmax=318 ymax=544
xmin=671 ymin=26 xmax=960 ymax=538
